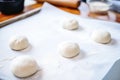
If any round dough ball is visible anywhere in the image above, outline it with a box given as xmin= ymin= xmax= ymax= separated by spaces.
xmin=91 ymin=30 xmax=111 ymax=44
xmin=58 ymin=42 xmax=80 ymax=58
xmin=63 ymin=19 xmax=79 ymax=30
xmin=9 ymin=36 xmax=29 ymax=51
xmin=11 ymin=55 xmax=38 ymax=78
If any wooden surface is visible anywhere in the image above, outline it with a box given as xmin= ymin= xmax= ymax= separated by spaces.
xmin=0 ymin=3 xmax=42 ymax=22
xmin=0 ymin=2 xmax=120 ymax=26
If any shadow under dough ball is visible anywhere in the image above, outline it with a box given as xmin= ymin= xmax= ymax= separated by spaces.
xmin=0 ymin=0 xmax=24 ymax=15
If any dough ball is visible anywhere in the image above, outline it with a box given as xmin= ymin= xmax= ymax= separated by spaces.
xmin=9 ymin=36 xmax=29 ymax=51
xmin=91 ymin=30 xmax=111 ymax=44
xmin=58 ymin=42 xmax=80 ymax=58
xmin=11 ymin=55 xmax=38 ymax=78
xmin=63 ymin=19 xmax=79 ymax=30
xmin=89 ymin=1 xmax=109 ymax=14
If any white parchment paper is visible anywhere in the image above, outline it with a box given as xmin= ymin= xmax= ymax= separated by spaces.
xmin=0 ymin=2 xmax=120 ymax=80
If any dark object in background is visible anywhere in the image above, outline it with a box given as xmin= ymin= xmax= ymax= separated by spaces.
xmin=103 ymin=59 xmax=120 ymax=80
xmin=0 ymin=0 xmax=24 ymax=15
xmin=81 ymin=0 xmax=86 ymax=3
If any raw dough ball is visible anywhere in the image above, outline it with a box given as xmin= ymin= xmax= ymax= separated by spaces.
xmin=58 ymin=42 xmax=80 ymax=58
xmin=63 ymin=19 xmax=79 ymax=30
xmin=9 ymin=36 xmax=29 ymax=51
xmin=89 ymin=1 xmax=109 ymax=14
xmin=91 ymin=30 xmax=111 ymax=44
xmin=11 ymin=55 xmax=38 ymax=78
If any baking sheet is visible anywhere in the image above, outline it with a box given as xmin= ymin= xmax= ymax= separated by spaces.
xmin=0 ymin=2 xmax=120 ymax=80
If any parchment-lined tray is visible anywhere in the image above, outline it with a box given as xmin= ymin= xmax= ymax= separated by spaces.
xmin=0 ymin=3 xmax=120 ymax=80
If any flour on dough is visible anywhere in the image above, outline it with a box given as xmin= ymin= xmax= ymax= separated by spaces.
xmin=11 ymin=55 xmax=38 ymax=78
xmin=91 ymin=30 xmax=111 ymax=44
xmin=63 ymin=19 xmax=79 ymax=30
xmin=58 ymin=42 xmax=80 ymax=58
xmin=9 ymin=36 xmax=29 ymax=51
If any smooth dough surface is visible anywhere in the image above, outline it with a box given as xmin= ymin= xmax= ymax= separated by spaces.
xmin=11 ymin=55 xmax=38 ymax=78
xmin=63 ymin=19 xmax=79 ymax=30
xmin=58 ymin=42 xmax=80 ymax=58
xmin=9 ymin=36 xmax=29 ymax=51
xmin=91 ymin=30 xmax=111 ymax=44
